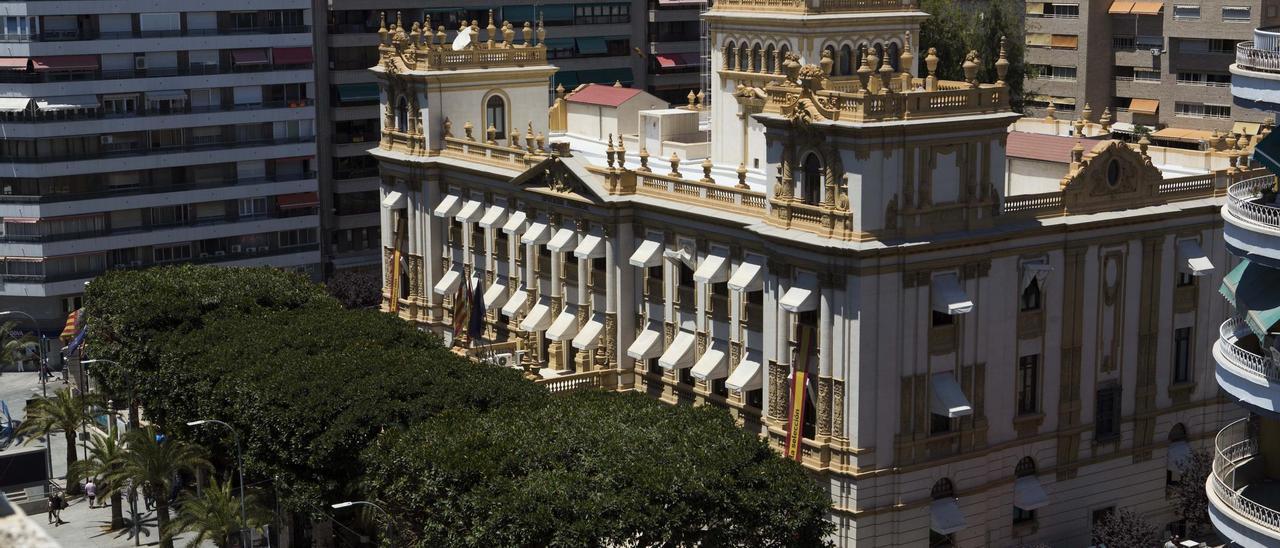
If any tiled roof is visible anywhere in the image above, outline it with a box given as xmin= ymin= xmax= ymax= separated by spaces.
xmin=565 ymin=83 xmax=644 ymax=107
xmin=1006 ymin=131 xmax=1100 ymax=163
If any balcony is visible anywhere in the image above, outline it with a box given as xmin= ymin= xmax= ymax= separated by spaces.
xmin=0 ymin=99 xmax=312 ymax=125
xmin=0 ymin=243 xmax=320 ymax=287
xmin=1208 ymin=418 xmax=1280 ymax=548
xmin=1224 ymin=175 xmax=1280 ymax=263
xmin=0 ymin=25 xmax=311 ymax=44
xmin=0 ymin=171 xmax=315 ymax=205
xmin=1237 ymin=41 xmax=1280 ymax=75
xmin=0 ymin=136 xmax=314 ymax=165
xmin=0 ymin=62 xmax=312 ymax=84
xmin=1214 ymin=319 xmax=1280 ymax=414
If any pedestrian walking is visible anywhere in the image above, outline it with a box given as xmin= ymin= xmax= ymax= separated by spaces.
xmin=46 ymin=492 xmax=55 ymax=524
xmin=84 ymin=479 xmax=97 ymax=508
xmin=49 ymin=491 xmax=65 ymax=525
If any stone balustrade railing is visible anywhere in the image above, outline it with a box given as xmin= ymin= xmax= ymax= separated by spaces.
xmin=635 ymin=171 xmax=768 ymax=214
xmin=1238 ymin=41 xmax=1280 ymax=74
xmin=1212 ymin=418 xmax=1280 ymax=532
xmin=714 ymin=0 xmax=917 ymax=13
xmin=765 ymin=79 xmax=1008 ymax=123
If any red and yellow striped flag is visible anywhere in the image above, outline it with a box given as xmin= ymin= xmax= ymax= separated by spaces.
xmin=59 ymin=308 xmax=82 ymax=341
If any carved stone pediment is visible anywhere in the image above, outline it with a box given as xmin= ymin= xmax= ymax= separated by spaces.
xmin=510 ymin=156 xmax=601 ymax=202
xmin=1060 ymin=140 xmax=1163 ymax=212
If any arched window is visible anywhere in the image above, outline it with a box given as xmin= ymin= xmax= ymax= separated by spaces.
xmin=764 ymin=44 xmax=776 ymax=73
xmin=856 ymin=44 xmax=866 ymax=70
xmin=395 ymin=96 xmax=409 ymax=132
xmin=725 ymin=40 xmax=736 ymax=68
xmin=751 ymin=43 xmax=762 ymax=72
xmin=888 ymin=42 xmax=901 ymax=71
xmin=839 ymin=44 xmax=853 ymax=76
xmin=800 ymin=153 xmax=822 ymax=205
xmin=1015 ymin=457 xmax=1036 ymax=478
xmin=398 ymin=256 xmax=411 ymax=299
xmin=1013 ymin=457 xmax=1039 ymax=525
xmin=873 ymin=42 xmax=885 ymax=65
xmin=738 ymin=44 xmax=749 ymax=71
xmin=485 ymin=95 xmax=506 ymax=137
xmin=931 ymin=478 xmax=955 ymax=500
xmin=1169 ymin=423 xmax=1187 ymax=442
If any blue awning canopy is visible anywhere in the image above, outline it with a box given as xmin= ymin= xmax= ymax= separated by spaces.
xmin=576 ymin=37 xmax=608 ymax=55
xmin=336 ymin=83 xmax=380 ymax=103
xmin=1255 ymin=130 xmax=1280 ymax=176
xmin=1220 ymin=259 xmax=1280 ymax=339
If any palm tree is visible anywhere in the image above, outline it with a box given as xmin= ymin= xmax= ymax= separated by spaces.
xmin=108 ymin=426 xmax=210 ymax=548
xmin=0 ymin=320 xmax=38 ymax=371
xmin=14 ymin=386 xmax=100 ymax=494
xmin=68 ymin=433 xmax=127 ymax=529
xmin=165 ymin=477 xmax=268 ymax=548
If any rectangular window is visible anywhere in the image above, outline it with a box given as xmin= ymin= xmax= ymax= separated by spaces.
xmin=931 ymin=310 xmax=954 ymax=327
xmin=1222 ymin=6 xmax=1251 ymax=21
xmin=1133 ymin=69 xmax=1161 ymax=82
xmin=278 ymin=228 xmax=316 ymax=248
xmin=1018 ymin=355 xmax=1040 ymax=415
xmin=1173 ymin=5 xmax=1200 ymax=20
xmin=1209 ymin=39 xmax=1238 ymax=53
xmin=1014 ymin=506 xmax=1036 ymax=524
xmin=1177 ymin=271 xmax=1196 ymax=287
xmin=238 ymin=197 xmax=267 ymax=217
xmin=930 ymin=412 xmax=952 ymax=435
xmin=1175 ymin=102 xmax=1231 ymax=119
xmin=1046 ymin=3 xmax=1080 ymax=18
xmin=153 ymin=243 xmax=192 ymax=263
xmin=1173 ymin=327 xmax=1193 ymax=384
xmin=1094 ymin=386 xmax=1122 ymax=442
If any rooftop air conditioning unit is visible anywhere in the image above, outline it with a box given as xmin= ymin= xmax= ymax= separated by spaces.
xmin=134 ymin=56 xmax=147 ymax=70
xmin=491 ymin=353 xmax=515 ymax=368
xmin=230 ymin=244 xmax=242 ymax=253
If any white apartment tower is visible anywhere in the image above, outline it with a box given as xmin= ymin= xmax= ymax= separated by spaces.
xmin=0 ymin=1 xmax=322 ymax=331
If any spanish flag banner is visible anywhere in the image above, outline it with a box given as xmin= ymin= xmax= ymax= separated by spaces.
xmin=59 ymin=308 xmax=83 ymax=340
xmin=388 ymin=216 xmax=406 ymax=314
xmin=785 ymin=325 xmax=815 ymax=462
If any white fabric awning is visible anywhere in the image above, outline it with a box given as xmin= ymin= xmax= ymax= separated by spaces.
xmin=519 ymin=302 xmax=553 ymax=331
xmin=1013 ymin=476 xmax=1049 ymax=511
xmin=433 ymin=193 xmax=461 ymax=218
xmin=725 ymin=357 xmax=763 ymax=391
xmin=693 ymin=252 xmax=729 ymax=284
xmin=728 ymin=258 xmax=764 ymax=292
xmin=931 ymin=273 xmax=973 ymax=315
xmin=1177 ymin=239 xmax=1214 ymax=276
xmin=502 ymin=210 xmax=527 ymax=234
xmin=0 ymin=97 xmax=31 ymax=112
xmin=433 ymin=269 xmax=462 ymax=296
xmin=780 ymin=281 xmax=819 ymax=313
xmin=930 ymin=498 xmax=967 ymax=535
xmin=455 ymin=200 xmax=483 ymax=223
xmin=930 ymin=373 xmax=973 ymax=418
xmin=629 ymin=239 xmax=663 ymax=268
xmin=520 ymin=222 xmax=551 ymax=245
xmin=690 ymin=346 xmax=728 ymax=381
xmin=627 ymin=327 xmax=663 ymax=360
xmin=547 ymin=228 xmax=577 ymax=253
xmin=482 ymin=282 xmax=509 ymax=309
xmin=479 ymin=205 xmax=507 ymax=229
xmin=546 ymin=310 xmax=579 ymax=341
xmin=574 ymin=234 xmax=605 ymax=260
xmin=1021 ymin=261 xmax=1052 ymax=291
xmin=571 ymin=315 xmax=605 ymax=350
xmin=659 ymin=331 xmax=696 ymax=369
xmin=382 ymin=190 xmax=406 ymax=209
xmin=1167 ymin=440 xmax=1191 ymax=472
xmin=500 ymin=288 xmax=529 ymax=317
xmin=36 ymin=95 xmax=100 ymax=111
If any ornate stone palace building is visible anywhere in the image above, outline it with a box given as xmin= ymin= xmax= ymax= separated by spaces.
xmin=368 ymin=2 xmax=1266 ymax=545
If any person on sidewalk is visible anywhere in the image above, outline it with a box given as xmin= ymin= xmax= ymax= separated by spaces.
xmin=84 ymin=479 xmax=97 ymax=509
xmin=49 ymin=491 xmax=65 ymax=526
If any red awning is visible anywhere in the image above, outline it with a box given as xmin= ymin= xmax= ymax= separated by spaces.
xmin=276 ymin=191 xmax=319 ymax=209
xmin=231 ymin=49 xmax=269 ymax=66
xmin=31 ymin=55 xmax=98 ymax=71
xmin=0 ymin=58 xmax=30 ymax=71
xmin=656 ymin=53 xmax=699 ymax=69
xmin=272 ymin=47 xmax=313 ymax=66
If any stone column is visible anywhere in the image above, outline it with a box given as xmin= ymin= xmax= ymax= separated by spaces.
xmin=574 ymin=254 xmax=590 ymax=371
xmin=604 ymin=227 xmax=618 ymax=372
xmin=817 ymin=281 xmax=835 ymax=439
xmin=422 ymin=182 xmax=443 ymax=323
xmin=548 ymin=222 xmax=564 ymax=370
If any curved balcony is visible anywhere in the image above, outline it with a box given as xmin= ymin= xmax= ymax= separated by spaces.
xmin=1214 ymin=318 xmax=1280 ymax=415
xmin=1223 ymin=175 xmax=1280 ymax=264
xmin=1208 ymin=418 xmax=1280 ymax=548
xmin=1237 ymin=41 xmax=1280 ymax=75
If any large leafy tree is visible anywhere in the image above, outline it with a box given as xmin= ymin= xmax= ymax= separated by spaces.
xmin=67 ymin=433 xmax=128 ymax=529
xmin=1170 ymin=449 xmax=1213 ymax=536
xmin=108 ymin=426 xmax=210 ymax=548
xmin=1091 ymin=508 xmax=1162 ymax=548
xmin=919 ymin=0 xmax=1027 ymax=110
xmin=326 ymin=268 xmax=382 ymax=309
xmin=165 ymin=477 xmax=269 ymax=548
xmin=362 ymin=391 xmax=834 ymax=547
xmin=15 ymin=387 xmax=100 ymax=494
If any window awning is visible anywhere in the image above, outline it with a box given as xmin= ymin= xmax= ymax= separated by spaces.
xmin=1219 ymin=260 xmax=1280 ymax=338
xmin=1234 ymin=121 xmax=1262 ymax=136
xmin=1152 ymin=127 xmax=1215 ymax=142
xmin=725 ymin=357 xmax=762 ymax=391
xmin=272 ymin=47 xmax=313 ymax=65
xmin=728 ymin=258 xmax=764 ymax=292
xmin=1025 ymin=2 xmax=1045 ymax=14
xmin=930 ymin=498 xmax=967 ymax=535
xmin=1050 ymin=34 xmax=1079 ymax=49
xmin=433 ymin=269 xmax=462 ymax=296
xmin=542 ymin=5 xmax=574 ymax=22
xmin=501 ymin=288 xmax=529 ymax=317
xmin=780 ymin=281 xmax=819 ymax=313
xmin=1255 ymin=131 xmax=1280 ymax=175
xmin=502 ymin=210 xmax=527 ymax=234
xmin=0 ymin=97 xmax=31 ymax=112
xmin=1177 ymin=239 xmax=1213 ymax=276
xmin=659 ymin=331 xmax=696 ymax=369
xmin=1026 ymin=33 xmax=1052 ymax=47
xmin=336 ymin=83 xmax=380 ymax=103
xmin=519 ymin=302 xmax=553 ymax=332
xmin=503 ymin=6 xmax=536 ymax=23
xmin=1128 ymin=98 xmax=1159 ymax=116
xmin=231 ymin=49 xmax=269 ymax=66
xmin=929 ymin=373 xmax=973 ymax=418
xmin=571 ymin=314 xmax=606 ymax=350
xmin=547 ymin=228 xmax=577 ymax=253
xmin=931 ymin=273 xmax=973 ymax=315
xmin=630 ymin=239 xmax=664 ymax=268
xmin=479 ymin=205 xmax=507 ymax=229
xmin=0 ymin=58 xmax=30 ymax=70
xmin=483 ymin=282 xmax=509 ymax=309
xmin=694 ymin=252 xmax=729 ymax=284
xmin=1167 ymin=440 xmax=1191 ymax=472
xmin=1013 ymin=476 xmax=1049 ymax=511
xmin=546 ymin=310 xmax=579 ymax=341
xmin=32 ymin=56 xmax=98 ymax=71
xmin=277 ymin=191 xmax=319 ymax=209
xmin=656 ymin=52 xmax=700 ymax=69
xmin=1021 ymin=261 xmax=1052 ymax=292
xmin=578 ymin=67 xmax=634 ymax=86
xmin=576 ymin=37 xmax=608 ymax=56
xmin=144 ymin=89 xmax=188 ymax=102
xmin=574 ymin=234 xmax=605 ymax=260
xmin=455 ymin=200 xmax=484 ymax=223
xmin=433 ymin=193 xmax=461 ymax=218
xmin=520 ymin=221 xmax=551 ymax=245
xmin=1130 ymin=1 xmax=1164 ymax=15
xmin=35 ymin=95 xmax=99 ymax=111
xmin=1109 ymin=0 xmax=1136 ymax=14
xmin=382 ymin=190 xmax=406 ymax=209
xmin=690 ymin=346 xmax=728 ymax=381
xmin=627 ymin=327 xmax=664 ymax=360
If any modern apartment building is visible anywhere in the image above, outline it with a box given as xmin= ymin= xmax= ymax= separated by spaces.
xmin=1025 ymin=0 xmax=1280 ymax=140
xmin=0 ymin=2 xmax=322 ymax=331
xmin=1206 ymin=24 xmax=1280 ymax=548
xmin=316 ymin=0 xmax=707 ymax=277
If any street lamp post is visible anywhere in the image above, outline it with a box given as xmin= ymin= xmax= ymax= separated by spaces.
xmin=0 ymin=310 xmax=54 ymax=489
xmin=79 ymin=359 xmax=128 ymax=437
xmin=331 ymin=500 xmax=397 ymax=546
xmin=188 ymin=419 xmax=248 ymax=547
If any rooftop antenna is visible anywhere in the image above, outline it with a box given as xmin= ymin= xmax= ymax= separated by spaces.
xmin=451 ymin=26 xmax=473 ymax=51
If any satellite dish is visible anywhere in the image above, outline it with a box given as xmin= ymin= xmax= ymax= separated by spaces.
xmin=452 ymin=28 xmax=473 ymax=51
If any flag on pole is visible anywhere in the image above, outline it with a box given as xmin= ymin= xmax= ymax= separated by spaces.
xmin=468 ymin=279 xmax=486 ymax=342
xmin=64 ymin=326 xmax=87 ymax=356
xmin=59 ymin=308 xmax=82 ymax=340
xmin=452 ymin=275 xmax=472 ymax=343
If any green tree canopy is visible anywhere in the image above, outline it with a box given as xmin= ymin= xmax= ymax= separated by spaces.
xmin=919 ymin=0 xmax=1027 ymax=110
xmin=363 ymin=391 xmax=834 ymax=547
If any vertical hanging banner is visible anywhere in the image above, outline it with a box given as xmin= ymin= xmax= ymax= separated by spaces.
xmin=389 ymin=216 xmax=406 ymax=313
xmin=785 ymin=325 xmax=815 ymax=462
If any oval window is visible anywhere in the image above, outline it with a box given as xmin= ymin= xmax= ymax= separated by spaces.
xmin=1106 ymin=159 xmax=1120 ymax=187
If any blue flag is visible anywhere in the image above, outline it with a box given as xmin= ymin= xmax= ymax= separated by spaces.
xmin=468 ymin=280 xmax=486 ymax=342
xmin=64 ymin=326 xmax=87 ymax=356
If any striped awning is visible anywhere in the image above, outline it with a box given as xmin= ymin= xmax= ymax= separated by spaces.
xmin=1220 ymin=259 xmax=1280 ymax=339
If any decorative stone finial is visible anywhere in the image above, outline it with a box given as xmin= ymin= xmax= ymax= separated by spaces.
xmin=695 ymin=90 xmax=705 ymax=109
xmin=486 ymin=124 xmax=497 ymax=145
xmin=486 ymin=10 xmax=496 ymax=46
xmin=1071 ymin=140 xmax=1085 ymax=164
xmin=1100 ymin=107 xmax=1113 ymax=131
xmin=736 ymin=163 xmax=749 ymax=189
xmin=509 ymin=131 xmax=519 ymax=148
xmin=856 ymin=46 xmax=873 ymax=92
xmin=1045 ymin=103 xmax=1056 ymax=123
xmin=1138 ymin=134 xmax=1151 ymax=157
xmin=701 ymin=157 xmax=713 ymax=183
xmin=616 ymin=138 xmax=625 ymax=169
xmin=995 ymin=36 xmax=1009 ymax=85
xmin=522 ymin=22 xmax=533 ymax=44
xmin=555 ymin=83 xmax=566 ymax=98
xmin=669 ymin=153 xmax=681 ymax=178
xmin=820 ymin=49 xmax=834 ymax=77
xmin=1082 ymin=102 xmax=1093 ymax=123
xmin=924 ymin=47 xmax=939 ymax=91
xmin=437 ymin=26 xmax=447 ymax=45
xmin=525 ymin=121 xmax=535 ymax=153
xmin=638 ymin=145 xmax=651 ymax=172
xmin=443 ymin=117 xmax=452 ymax=138
xmin=536 ymin=15 xmax=545 ymax=45
xmin=962 ymin=50 xmax=980 ymax=86
xmin=687 ymin=90 xmax=697 ymax=108
xmin=899 ymin=32 xmax=915 ymax=90
xmin=463 ymin=120 xmax=474 ymax=141
xmin=878 ymin=52 xmax=894 ymax=93
xmin=378 ymin=12 xmax=388 ymax=44
xmin=606 ymin=134 xmax=616 ymax=167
